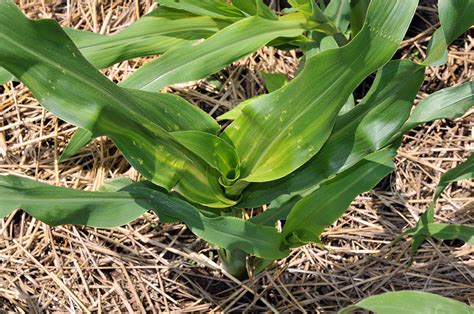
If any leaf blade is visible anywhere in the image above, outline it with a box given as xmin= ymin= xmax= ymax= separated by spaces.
xmin=59 ymin=128 xmax=93 ymax=162
xmin=282 ymin=149 xmax=395 ymax=246
xmin=121 ymin=14 xmax=309 ymax=91
xmin=339 ymin=291 xmax=473 ymax=314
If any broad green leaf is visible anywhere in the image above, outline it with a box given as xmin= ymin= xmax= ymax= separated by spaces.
xmin=424 ymin=0 xmax=474 ymax=65
xmin=156 ymin=0 xmax=245 ymax=19
xmin=339 ymin=291 xmax=474 ymax=314
xmin=288 ymin=0 xmax=312 ymax=15
xmin=1 ymin=7 xmax=230 ymax=160
xmin=232 ymin=0 xmax=278 ymax=20
xmin=401 ymin=81 xmax=474 ymax=134
xmin=408 ymin=223 xmax=474 ymax=246
xmin=435 ymin=153 xmax=474 ymax=200
xmin=425 ymin=28 xmax=449 ymax=66
xmin=0 ymin=68 xmax=13 ymax=84
xmin=309 ymin=1 xmax=330 ymax=24
xmin=98 ymin=176 xmax=135 ymax=192
xmin=143 ymin=188 xmax=289 ymax=260
xmin=59 ymin=128 xmax=93 ymax=162
xmin=324 ymin=0 xmax=351 ymax=33
xmin=0 ymin=7 xmax=230 ymax=83
xmin=0 ymin=0 xmax=235 ymax=208
xmin=0 ymin=175 xmax=287 ymax=259
xmin=349 ymin=0 xmax=370 ymax=38
xmin=262 ymin=72 xmax=288 ymax=93
xmin=0 ymin=175 xmax=149 ymax=227
xmin=249 ymin=194 xmax=301 ymax=227
xmin=238 ymin=60 xmax=424 ymax=208
xmin=136 ymin=183 xmax=288 ymax=259
xmin=282 ymin=149 xmax=395 ymax=246
xmin=125 ymin=89 xmax=219 ymax=133
xmin=438 ymin=0 xmax=474 ymax=44
xmin=64 ymin=8 xmax=230 ymax=69
xmin=121 ymin=14 xmax=311 ymax=91
xmin=216 ymin=95 xmax=266 ymax=122
xmin=224 ymin=0 xmax=418 ymax=192
xmin=288 ymin=0 xmax=310 ymax=8
xmin=338 ymin=94 xmax=355 ymax=116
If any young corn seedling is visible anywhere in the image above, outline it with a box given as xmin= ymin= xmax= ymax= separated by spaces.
xmin=0 ymin=0 xmax=473 ymax=279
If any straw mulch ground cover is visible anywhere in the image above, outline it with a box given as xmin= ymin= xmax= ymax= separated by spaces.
xmin=0 ymin=0 xmax=472 ymax=312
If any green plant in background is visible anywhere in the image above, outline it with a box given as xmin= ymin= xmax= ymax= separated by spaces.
xmin=401 ymin=154 xmax=474 ymax=254
xmin=0 ymin=0 xmax=473 ymax=288
xmin=339 ymin=291 xmax=474 ymax=314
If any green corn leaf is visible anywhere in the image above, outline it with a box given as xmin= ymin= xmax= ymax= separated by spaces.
xmin=249 ymin=194 xmax=302 ymax=227
xmin=141 ymin=188 xmax=289 ymax=260
xmin=62 ymin=86 xmax=223 ymax=161
xmin=262 ymin=72 xmax=288 ymax=93
xmin=232 ymin=0 xmax=278 ymax=20
xmin=224 ymin=0 xmax=418 ymax=193
xmin=0 ymin=175 xmax=287 ymax=259
xmin=338 ymin=94 xmax=355 ymax=116
xmin=324 ymin=0 xmax=351 ymax=33
xmin=1 ymin=6 xmax=230 ymax=160
xmin=404 ymin=203 xmax=436 ymax=255
xmin=282 ymin=149 xmax=395 ymax=247
xmin=124 ymin=89 xmax=219 ymax=133
xmin=407 ymin=223 xmax=474 ymax=246
xmin=0 ymin=175 xmax=150 ymax=227
xmin=64 ymin=8 xmax=230 ymax=69
xmin=59 ymin=128 xmax=93 ymax=162
xmin=339 ymin=291 xmax=474 ymax=314
xmin=404 ymin=154 xmax=474 ymax=254
xmin=121 ymin=14 xmax=311 ymax=91
xmin=0 ymin=7 xmax=230 ymax=83
xmin=424 ymin=0 xmax=474 ymax=65
xmin=0 ymin=0 xmax=235 ymax=208
xmin=239 ymin=60 xmax=424 ymax=208
xmin=216 ymin=95 xmax=265 ymax=122
xmin=217 ymin=36 xmax=340 ymax=124
xmin=156 ymin=0 xmax=245 ymax=19
xmin=288 ymin=0 xmax=312 ymax=15
xmin=0 ymin=68 xmax=13 ymax=84
xmin=435 ymin=153 xmax=474 ymax=201
xmin=349 ymin=0 xmax=370 ymax=38
xmin=98 ymin=176 xmax=135 ymax=192
xmin=309 ymin=1 xmax=330 ymax=24
xmin=402 ymin=81 xmax=474 ymax=136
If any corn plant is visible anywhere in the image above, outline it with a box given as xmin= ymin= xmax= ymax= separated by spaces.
xmin=402 ymin=154 xmax=474 ymax=254
xmin=0 ymin=0 xmax=473 ymax=279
